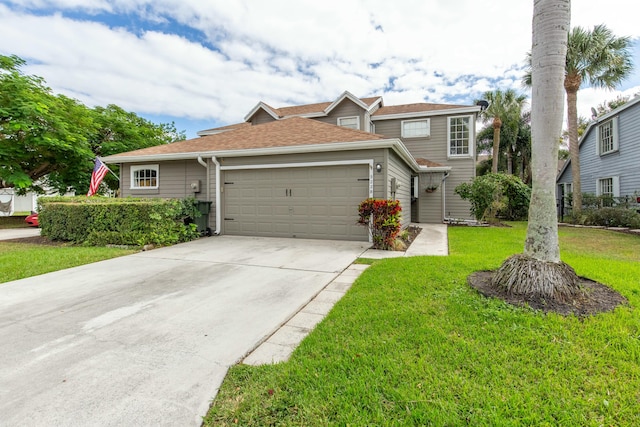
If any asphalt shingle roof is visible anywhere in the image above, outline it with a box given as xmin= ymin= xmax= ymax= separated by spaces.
xmin=109 ymin=117 xmax=386 ymax=158
xmin=373 ymin=103 xmax=472 ymax=116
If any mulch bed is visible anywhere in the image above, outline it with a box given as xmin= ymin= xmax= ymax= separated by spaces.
xmin=2 ymin=235 xmax=67 ymax=246
xmin=468 ymin=270 xmax=628 ymax=317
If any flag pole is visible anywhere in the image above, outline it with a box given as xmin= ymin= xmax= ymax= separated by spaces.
xmin=98 ymin=157 xmax=120 ymax=181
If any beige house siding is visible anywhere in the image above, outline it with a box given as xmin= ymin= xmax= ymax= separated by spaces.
xmin=386 ymin=150 xmax=412 ymax=228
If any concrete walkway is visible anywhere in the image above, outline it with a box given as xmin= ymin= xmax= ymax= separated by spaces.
xmin=243 ymin=223 xmax=448 ymax=365
xmin=0 ymin=227 xmax=40 ymax=240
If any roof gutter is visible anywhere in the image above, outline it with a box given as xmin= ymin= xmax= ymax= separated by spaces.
xmin=372 ymin=105 xmax=481 ymax=121
xmin=102 ymin=139 xmax=452 ymax=175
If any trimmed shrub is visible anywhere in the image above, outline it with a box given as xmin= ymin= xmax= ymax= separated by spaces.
xmin=357 ymin=198 xmax=402 ymax=250
xmin=455 ymin=173 xmax=531 ymax=221
xmin=583 ymin=207 xmax=640 ymax=228
xmin=39 ymin=196 xmax=201 ymax=246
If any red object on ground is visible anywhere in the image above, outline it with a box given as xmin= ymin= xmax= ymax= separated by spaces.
xmin=25 ymin=213 xmax=39 ymax=227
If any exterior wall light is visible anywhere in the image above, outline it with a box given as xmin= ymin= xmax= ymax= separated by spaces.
xmin=376 ymin=163 xmax=382 ymax=173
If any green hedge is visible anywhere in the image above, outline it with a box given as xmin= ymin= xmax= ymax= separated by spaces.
xmin=583 ymin=207 xmax=640 ymax=228
xmin=454 ymin=173 xmax=531 ymax=221
xmin=38 ymin=197 xmax=200 ymax=246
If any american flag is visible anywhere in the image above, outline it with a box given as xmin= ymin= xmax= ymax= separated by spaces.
xmin=87 ymin=158 xmax=109 ymax=196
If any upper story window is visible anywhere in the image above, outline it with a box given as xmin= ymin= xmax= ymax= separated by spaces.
xmin=131 ymin=165 xmax=159 ymax=189
xmin=597 ymin=117 xmax=619 ymax=156
xmin=337 ymin=116 xmax=360 ymax=130
xmin=448 ymin=115 xmax=472 ymax=158
xmin=401 ymin=119 xmax=430 ymax=138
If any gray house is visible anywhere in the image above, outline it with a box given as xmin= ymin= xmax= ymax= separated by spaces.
xmin=557 ymin=96 xmax=640 ymax=210
xmin=103 ymin=91 xmax=479 ymax=241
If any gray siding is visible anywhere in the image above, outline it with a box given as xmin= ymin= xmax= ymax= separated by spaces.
xmin=120 ymin=160 xmax=213 ymax=227
xmin=560 ymin=101 xmax=640 ymax=198
xmin=416 ymin=172 xmax=445 ymax=223
xmin=375 ymin=114 xmax=475 ymax=220
xmin=314 ymin=99 xmax=366 ymax=130
xmin=250 ymin=109 xmax=277 ymax=125
xmin=386 ymin=150 xmax=413 ymax=228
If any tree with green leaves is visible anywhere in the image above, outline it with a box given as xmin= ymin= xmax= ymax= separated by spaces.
xmin=491 ymin=0 xmax=581 ymax=301
xmin=0 ymin=54 xmax=184 ymax=195
xmin=477 ymin=89 xmax=527 ymax=174
xmin=525 ymin=24 xmax=633 ymax=215
xmin=0 ymin=55 xmax=95 ymax=191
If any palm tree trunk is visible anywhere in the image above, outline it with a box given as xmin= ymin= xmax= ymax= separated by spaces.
xmin=565 ymin=79 xmax=582 ymax=215
xmin=491 ymin=119 xmax=502 ymax=173
xmin=492 ymin=0 xmax=579 ymax=302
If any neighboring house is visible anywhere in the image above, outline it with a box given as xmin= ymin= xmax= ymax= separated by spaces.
xmin=557 ymin=96 xmax=640 ymax=211
xmin=0 ymin=187 xmax=74 ymax=216
xmin=103 ymin=91 xmax=480 ymax=241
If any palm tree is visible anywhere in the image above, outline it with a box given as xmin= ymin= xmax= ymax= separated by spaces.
xmin=492 ymin=0 xmax=580 ymax=300
xmin=477 ymin=89 xmax=527 ymax=174
xmin=525 ymin=24 xmax=633 ymax=214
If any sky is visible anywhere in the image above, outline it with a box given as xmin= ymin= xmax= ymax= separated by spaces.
xmin=1 ymin=0 xmax=639 ymax=139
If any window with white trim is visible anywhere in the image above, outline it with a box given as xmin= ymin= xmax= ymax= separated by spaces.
xmin=448 ymin=115 xmax=472 ymax=157
xmin=337 ymin=116 xmax=360 ymax=130
xmin=131 ymin=165 xmax=159 ymax=189
xmin=597 ymin=117 xmax=619 ymax=156
xmin=597 ymin=176 xmax=619 ymax=197
xmin=401 ymin=119 xmax=430 ymax=138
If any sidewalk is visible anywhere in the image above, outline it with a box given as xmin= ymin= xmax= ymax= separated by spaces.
xmin=243 ymin=223 xmax=448 ymax=365
xmin=0 ymin=227 xmax=41 ymax=240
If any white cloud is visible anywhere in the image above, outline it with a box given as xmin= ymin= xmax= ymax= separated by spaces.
xmin=1 ymin=0 xmax=639 ymax=136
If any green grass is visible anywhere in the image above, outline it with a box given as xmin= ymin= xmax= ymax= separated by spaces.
xmin=0 ymin=242 xmax=137 ymax=283
xmin=204 ymin=223 xmax=640 ymax=426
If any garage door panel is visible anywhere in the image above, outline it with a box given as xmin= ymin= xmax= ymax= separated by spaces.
xmin=224 ymin=165 xmax=369 ymax=241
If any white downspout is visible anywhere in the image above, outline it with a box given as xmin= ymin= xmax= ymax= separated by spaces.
xmin=211 ymin=156 xmax=222 ymax=235
xmin=441 ymin=171 xmax=450 ymax=222
xmin=196 ymin=156 xmax=209 ymax=201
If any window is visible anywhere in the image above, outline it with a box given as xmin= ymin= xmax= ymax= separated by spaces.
xmin=597 ymin=117 xmax=619 ymax=155
xmin=337 ymin=116 xmax=360 ymax=130
xmin=401 ymin=119 xmax=430 ymax=138
xmin=597 ymin=176 xmax=619 ymax=197
xmin=448 ymin=116 xmax=472 ymax=157
xmin=131 ymin=165 xmax=159 ymax=189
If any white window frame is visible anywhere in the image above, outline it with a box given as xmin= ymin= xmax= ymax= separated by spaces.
xmin=596 ymin=117 xmax=619 ymax=156
xmin=596 ymin=176 xmax=620 ymax=197
xmin=563 ymin=183 xmax=572 ymax=196
xmin=447 ymin=115 xmax=473 ymax=158
xmin=130 ymin=164 xmax=159 ymax=189
xmin=401 ymin=119 xmax=430 ymax=138
xmin=337 ymin=116 xmax=360 ymax=130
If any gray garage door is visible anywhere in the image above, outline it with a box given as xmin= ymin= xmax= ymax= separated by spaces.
xmin=223 ymin=165 xmax=369 ymax=241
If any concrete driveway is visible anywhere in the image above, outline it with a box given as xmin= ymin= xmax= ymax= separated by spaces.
xmin=0 ymin=235 xmax=368 ymax=426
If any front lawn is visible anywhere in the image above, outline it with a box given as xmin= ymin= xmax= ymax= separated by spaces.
xmin=204 ymin=223 xmax=640 ymax=426
xmin=0 ymin=242 xmax=137 ymax=284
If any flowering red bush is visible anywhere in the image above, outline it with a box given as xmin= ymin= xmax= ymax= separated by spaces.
xmin=357 ymin=198 xmax=402 ymax=250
